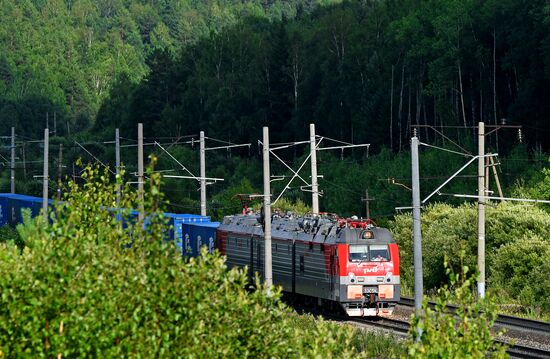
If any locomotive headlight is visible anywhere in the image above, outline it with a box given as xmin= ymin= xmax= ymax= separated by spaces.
xmin=385 ymin=272 xmax=393 ymax=283
xmin=349 ymin=272 xmax=356 ymax=283
xmin=362 ymin=231 xmax=374 ymax=239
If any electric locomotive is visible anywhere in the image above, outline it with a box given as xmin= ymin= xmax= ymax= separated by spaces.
xmin=217 ymin=214 xmax=400 ymax=317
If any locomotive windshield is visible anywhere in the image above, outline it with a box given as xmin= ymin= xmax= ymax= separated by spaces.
xmin=349 ymin=245 xmax=369 ymax=262
xmin=349 ymin=244 xmax=390 ymax=262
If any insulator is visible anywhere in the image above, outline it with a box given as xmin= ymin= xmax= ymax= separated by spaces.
xmin=518 ymin=129 xmax=523 ymax=143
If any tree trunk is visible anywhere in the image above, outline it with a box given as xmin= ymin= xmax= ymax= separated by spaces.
xmin=292 ymin=50 xmax=300 ymax=113
xmin=458 ymin=60 xmax=467 ymax=127
xmin=493 ymin=29 xmax=497 ymax=125
xmin=423 ymin=97 xmax=428 ymax=141
xmin=470 ymin=73 xmax=476 ymax=124
xmin=390 ymin=65 xmax=394 ymax=150
xmin=493 ymin=28 xmax=499 ymax=151
xmin=415 ymin=83 xmax=421 ymax=128
xmin=398 ymin=65 xmax=405 ymax=151
xmin=479 ymin=70 xmax=483 ymax=123
xmin=513 ymin=66 xmax=519 ymax=92
xmin=433 ymin=95 xmax=439 ymax=144
xmin=407 ymin=77 xmax=412 ymax=138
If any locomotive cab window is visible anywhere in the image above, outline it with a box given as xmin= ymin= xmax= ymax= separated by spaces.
xmin=349 ymin=245 xmax=369 ymax=262
xmin=369 ymin=245 xmax=390 ymax=261
xmin=349 ymin=244 xmax=390 ymax=262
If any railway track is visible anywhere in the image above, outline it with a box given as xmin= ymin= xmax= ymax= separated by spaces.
xmin=399 ymin=296 xmax=550 ymax=333
xmin=398 ymin=296 xmax=550 ymax=358
xmin=343 ymin=316 xmax=550 ymax=358
xmin=295 ymin=299 xmax=550 ymax=358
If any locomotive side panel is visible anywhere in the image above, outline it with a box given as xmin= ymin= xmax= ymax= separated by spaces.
xmin=294 ymin=241 xmax=332 ymax=300
xmin=251 ymin=236 xmax=264 ymax=283
xmin=271 ymin=238 xmax=294 ymax=292
xmin=224 ymin=232 xmax=252 ymax=273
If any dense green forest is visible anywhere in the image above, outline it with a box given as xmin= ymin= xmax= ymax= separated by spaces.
xmin=0 ymin=0 xmax=549 ymax=327
xmin=0 ymin=0 xmax=548 ymax=217
xmin=1 ymin=0 xmax=549 ymax=147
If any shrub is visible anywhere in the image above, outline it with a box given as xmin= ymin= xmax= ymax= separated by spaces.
xmin=492 ymin=235 xmax=550 ymax=315
xmin=0 ymin=225 xmax=21 ymax=250
xmin=0 ymin=159 xmax=366 ymax=357
xmin=407 ymin=257 xmax=508 ymax=358
xmin=390 ymin=202 xmax=550 ymax=294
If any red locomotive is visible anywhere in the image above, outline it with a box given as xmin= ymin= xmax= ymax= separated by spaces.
xmin=217 ymin=214 xmax=400 ymax=316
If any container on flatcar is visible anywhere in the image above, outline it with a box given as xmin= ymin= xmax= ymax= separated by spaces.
xmin=0 ymin=194 xmax=10 ymax=226
xmin=7 ymin=194 xmax=50 ymax=225
xmin=0 ymin=193 xmax=220 ymax=261
xmin=178 ymin=221 xmax=219 ymax=258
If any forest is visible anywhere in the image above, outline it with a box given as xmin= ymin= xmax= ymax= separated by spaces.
xmin=0 ymin=0 xmax=548 ymax=218
xmin=0 ymin=0 xmax=549 ymax=346
xmin=0 ymin=0 xmax=548 ymax=147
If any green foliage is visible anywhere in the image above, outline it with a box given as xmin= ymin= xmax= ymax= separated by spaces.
xmin=407 ymin=257 xmax=508 ymax=358
xmin=391 ymin=202 xmax=550 ymax=293
xmin=351 ymin=330 xmax=405 ymax=358
xmin=13 ymin=208 xmax=39 ymax=249
xmin=0 ymin=225 xmax=22 ymax=250
xmin=512 ymin=156 xmax=550 ymax=212
xmin=270 ymin=197 xmax=311 ymax=216
xmin=210 ymin=178 xmax=259 ymax=219
xmin=89 ymin=0 xmax=550 ymax=153
xmin=0 ymin=0 xmax=343 ymax=137
xmin=0 ymin=158 xmax=374 ymax=357
xmin=493 ymin=235 xmax=550 ymax=316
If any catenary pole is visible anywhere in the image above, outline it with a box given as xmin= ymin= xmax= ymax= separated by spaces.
xmin=22 ymin=142 xmax=26 ymax=177
xmin=10 ymin=127 xmax=15 ymax=193
xmin=263 ymin=127 xmax=273 ymax=289
xmin=138 ymin=123 xmax=144 ymax=221
xmin=361 ymin=189 xmax=374 ymax=219
xmin=310 ymin=123 xmax=319 ymax=215
xmin=478 ymin=122 xmax=486 ymax=298
xmin=485 ymin=155 xmax=490 ymax=196
xmin=42 ymin=128 xmax=49 ymax=222
xmin=200 ymin=131 xmax=206 ymax=216
xmin=411 ymin=136 xmax=423 ymax=331
xmin=490 ymin=155 xmax=504 ymax=200
xmin=115 ymin=128 xmax=121 ymax=207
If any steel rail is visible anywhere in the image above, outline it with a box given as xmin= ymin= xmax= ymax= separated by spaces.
xmin=351 ymin=314 xmax=550 ymax=359
xmin=291 ymin=299 xmax=550 ymax=358
xmin=399 ymin=296 xmax=550 ymax=334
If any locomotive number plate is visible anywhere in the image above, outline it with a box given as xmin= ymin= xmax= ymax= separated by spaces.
xmin=362 ymin=286 xmax=378 ymax=294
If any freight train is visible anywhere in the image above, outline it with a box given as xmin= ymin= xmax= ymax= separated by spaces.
xmin=0 ymin=193 xmax=400 ymax=317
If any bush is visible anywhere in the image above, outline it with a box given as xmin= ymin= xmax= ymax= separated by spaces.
xmin=407 ymin=258 xmax=508 ymax=358
xmin=0 ymin=225 xmax=22 ymax=250
xmin=492 ymin=235 xmax=550 ymax=315
xmin=390 ymin=202 xmax=550 ymax=293
xmin=0 ymin=159 xmax=367 ymax=357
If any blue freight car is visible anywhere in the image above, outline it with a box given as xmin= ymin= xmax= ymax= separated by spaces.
xmin=177 ymin=221 xmax=220 ymax=258
xmin=0 ymin=194 xmax=53 ymax=226
xmin=0 ymin=194 xmax=10 ymax=226
xmin=0 ymin=193 xmax=220 ymax=260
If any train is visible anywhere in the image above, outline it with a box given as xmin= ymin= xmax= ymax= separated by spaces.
xmin=218 ymin=213 xmax=400 ymax=317
xmin=0 ymin=193 xmax=400 ymax=317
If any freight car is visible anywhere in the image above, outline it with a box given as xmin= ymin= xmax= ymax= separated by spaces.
xmin=0 ymin=193 xmax=218 ymax=258
xmin=217 ymin=214 xmax=400 ymax=317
